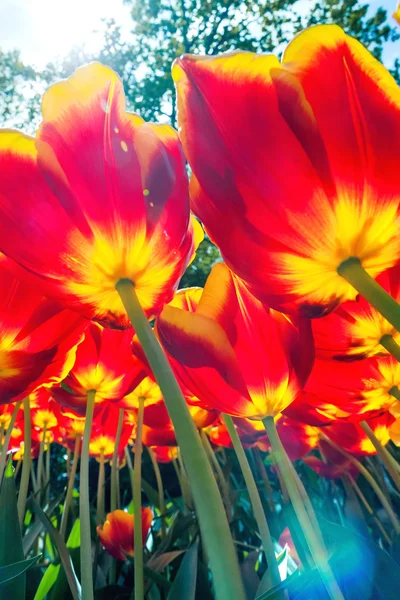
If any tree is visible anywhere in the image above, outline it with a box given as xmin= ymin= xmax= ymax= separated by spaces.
xmin=0 ymin=49 xmax=42 ymax=130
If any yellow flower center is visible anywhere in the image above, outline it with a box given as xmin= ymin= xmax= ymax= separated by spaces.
xmin=277 ymin=191 xmax=400 ymax=307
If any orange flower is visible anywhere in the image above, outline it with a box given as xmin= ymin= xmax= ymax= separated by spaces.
xmin=173 ymin=26 xmax=400 ymax=317
xmin=313 ymin=266 xmax=400 ymax=360
xmin=320 ymin=413 xmax=394 ymax=456
xmin=89 ymin=405 xmax=133 ymax=461
xmin=150 ymin=446 xmax=178 ymax=463
xmin=122 ymin=377 xmax=218 ymax=431
xmin=50 ymin=322 xmax=145 ymax=414
xmin=286 ymin=356 xmax=400 ymax=423
xmin=0 ymin=260 xmax=86 ymax=405
xmin=0 ymin=63 xmax=200 ymax=328
xmin=157 ymin=262 xmax=314 ymax=418
xmin=97 ymin=508 xmax=153 ymax=561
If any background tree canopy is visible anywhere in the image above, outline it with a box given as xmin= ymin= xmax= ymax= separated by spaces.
xmin=1 ymin=0 xmax=399 ymax=287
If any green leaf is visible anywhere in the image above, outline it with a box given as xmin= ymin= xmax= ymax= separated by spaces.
xmin=167 ymin=540 xmax=198 ymax=600
xmin=0 ymin=459 xmax=25 ymax=599
xmin=48 ymin=520 xmax=81 ymax=600
xmin=23 ymin=494 xmax=65 ymax=555
xmin=34 ymin=564 xmax=61 ymax=600
xmin=30 ymin=496 xmax=82 ymax=600
xmin=0 ymin=555 xmax=40 ymax=587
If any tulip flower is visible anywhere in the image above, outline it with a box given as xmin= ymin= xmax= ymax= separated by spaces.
xmin=97 ymin=508 xmax=153 ymax=561
xmin=312 ymin=267 xmax=400 ymax=360
xmin=89 ymin=405 xmax=133 ymax=462
xmin=158 ymin=262 xmax=314 ymax=418
xmin=0 ymin=261 xmax=86 ymax=405
xmin=150 ymin=446 xmax=178 ymax=463
xmin=50 ymin=322 xmax=145 ymax=414
xmin=286 ymin=356 xmax=400 ymax=424
xmin=173 ymin=25 xmax=400 ymax=318
xmin=0 ymin=63 xmax=199 ymax=329
xmin=0 ymin=63 xmax=242 ymax=595
xmin=321 ymin=413 xmax=394 ymax=456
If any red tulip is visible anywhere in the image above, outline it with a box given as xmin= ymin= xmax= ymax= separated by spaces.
xmin=97 ymin=507 xmax=153 ymax=560
xmin=157 ymin=262 xmax=313 ymax=418
xmin=50 ymin=322 xmax=145 ymax=414
xmin=89 ymin=405 xmax=133 ymax=461
xmin=173 ymin=26 xmax=400 ymax=317
xmin=286 ymin=356 xmax=400 ymax=423
xmin=312 ymin=266 xmax=400 ymax=360
xmin=321 ymin=412 xmax=394 ymax=457
xmin=0 ymin=261 xmax=86 ymax=405
xmin=0 ymin=64 xmax=200 ymax=328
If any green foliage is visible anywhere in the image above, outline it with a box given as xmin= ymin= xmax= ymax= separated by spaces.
xmin=0 ymin=460 xmax=26 ymax=598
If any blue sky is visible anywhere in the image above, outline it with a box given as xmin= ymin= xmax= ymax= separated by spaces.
xmin=0 ymin=0 xmax=398 ymax=68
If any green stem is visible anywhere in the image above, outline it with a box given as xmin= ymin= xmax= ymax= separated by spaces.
xmin=80 ymin=389 xmax=96 ymax=600
xmin=111 ymin=408 xmax=124 ymax=512
xmin=45 ymin=443 xmax=51 ymax=506
xmin=201 ymin=430 xmax=232 ymax=518
xmin=134 ymin=395 xmax=145 ymax=600
xmin=96 ymin=452 xmax=105 ymax=527
xmin=263 ymin=417 xmax=344 ymax=600
xmin=60 ymin=434 xmax=81 ymax=539
xmin=253 ymin=448 xmax=275 ymax=514
xmin=346 ymin=473 xmax=391 ymax=544
xmin=0 ymin=400 xmax=22 ymax=483
xmin=288 ymin=459 xmax=326 ymax=549
xmin=37 ymin=423 xmax=47 ymax=504
xmin=320 ymin=432 xmax=400 ymax=534
xmin=17 ymin=398 xmax=31 ymax=526
xmin=116 ymin=279 xmax=245 ymax=600
xmin=338 ymin=258 xmax=400 ymax=332
xmin=147 ymin=447 xmax=166 ymax=540
xmin=14 ymin=458 xmax=22 ymax=478
xmin=223 ymin=415 xmax=281 ymax=589
xmin=359 ymin=421 xmax=400 ymax=491
xmin=380 ymin=334 xmax=400 ymax=361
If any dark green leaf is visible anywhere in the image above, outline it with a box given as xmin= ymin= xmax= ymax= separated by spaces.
xmin=0 ymin=460 xmax=25 ymax=598
xmin=30 ymin=496 xmax=82 ymax=600
xmin=0 ymin=555 xmax=40 ymax=587
xmin=167 ymin=540 xmax=198 ymax=600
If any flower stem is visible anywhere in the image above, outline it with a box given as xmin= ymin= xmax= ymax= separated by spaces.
xmin=80 ymin=389 xmax=96 ymax=600
xmin=60 ymin=434 xmax=81 ymax=539
xmin=253 ymin=448 xmax=275 ymax=514
xmin=17 ymin=398 xmax=31 ymax=526
xmin=0 ymin=400 xmax=22 ymax=483
xmin=359 ymin=421 xmax=400 ymax=491
xmin=223 ymin=415 xmax=281 ymax=589
xmin=45 ymin=443 xmax=51 ymax=506
xmin=116 ymin=278 xmax=245 ymax=600
xmin=37 ymin=423 xmax=47 ymax=504
xmin=200 ymin=430 xmax=232 ymax=517
xmin=134 ymin=395 xmax=144 ymax=600
xmin=338 ymin=258 xmax=400 ymax=333
xmin=380 ymin=334 xmax=400 ymax=361
xmin=96 ymin=452 xmax=105 ymax=527
xmin=263 ymin=417 xmax=344 ymax=600
xmin=319 ymin=432 xmax=400 ymax=533
xmin=346 ymin=473 xmax=391 ymax=544
xmin=111 ymin=408 xmax=124 ymax=512
xmin=147 ymin=447 xmax=166 ymax=540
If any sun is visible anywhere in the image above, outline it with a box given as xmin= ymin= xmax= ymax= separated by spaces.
xmin=14 ymin=0 xmax=131 ymax=67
